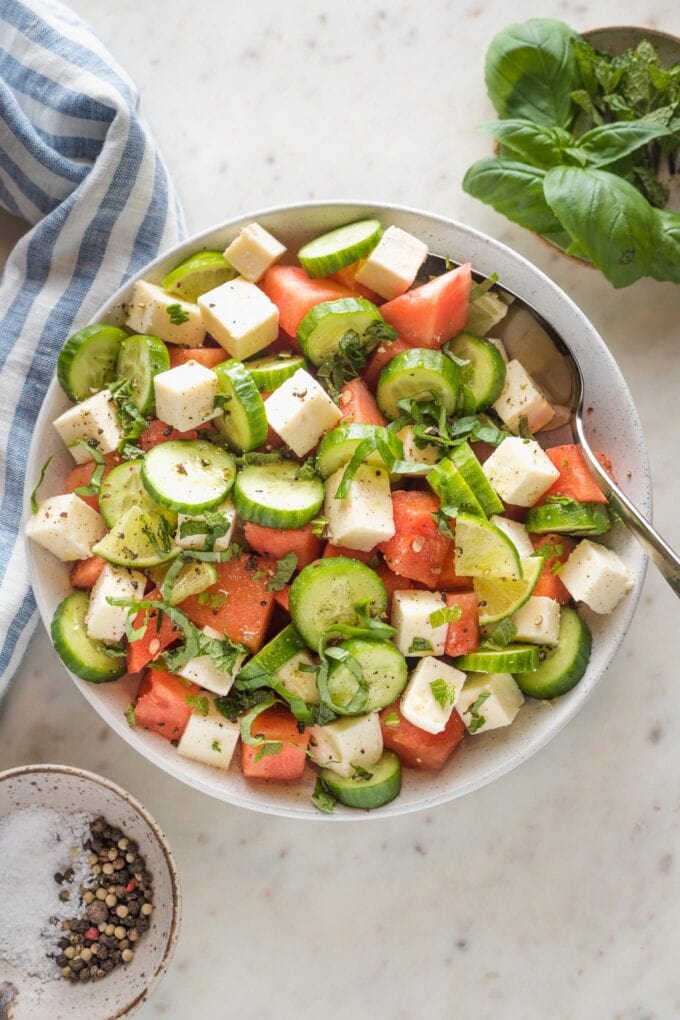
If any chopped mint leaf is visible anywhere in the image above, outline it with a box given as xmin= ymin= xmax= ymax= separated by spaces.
xmin=312 ymin=777 xmax=337 ymax=814
xmin=317 ymin=321 xmax=396 ymax=402
xmin=124 ymin=703 xmax=136 ymax=728
xmin=429 ymin=604 xmax=462 ymax=628
xmin=211 ymin=739 xmax=222 ymax=753
xmin=430 ymin=678 xmax=455 ymax=709
xmin=186 ymin=694 xmax=210 ymax=716
xmin=253 ymin=741 xmax=283 ymax=764
xmin=197 ymin=590 xmax=228 ymax=608
xmin=265 ymin=551 xmax=298 ymax=591
xmin=382 ymin=711 xmax=400 ymax=728
xmin=467 ymin=691 xmax=490 ymax=734
xmin=409 ymin=636 xmax=433 ymax=654
xmin=310 ymin=514 xmax=330 ymax=537
xmin=433 ymin=510 xmax=455 ymax=541
xmin=166 ymin=303 xmax=190 ymax=325
xmin=482 ymin=618 xmax=517 ymax=648
xmin=351 ymin=762 xmax=374 ymax=780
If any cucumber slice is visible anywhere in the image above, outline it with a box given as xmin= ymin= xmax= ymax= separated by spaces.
xmin=448 ymin=442 xmax=503 ymax=516
xmin=427 ymin=458 xmax=486 ymax=517
xmin=213 ymin=359 xmax=268 ymax=452
xmin=162 ymin=250 xmax=237 ymax=302
xmin=473 ymin=555 xmax=542 ymax=625
xmin=455 ymin=644 xmax=540 ymax=673
xmin=142 ymin=439 xmax=237 ymax=514
xmin=297 ymin=297 xmax=385 ymax=366
xmin=446 ymin=332 xmax=507 ymax=411
xmin=290 ymin=557 xmax=388 ymax=650
xmin=93 ymin=506 xmax=180 ymax=568
xmin=237 ymin=624 xmax=308 ymax=682
xmin=115 ymin=334 xmax=170 ymax=415
xmin=57 ymin=324 xmax=127 ymax=401
xmin=525 ymin=498 xmax=611 ymax=536
xmin=149 ymin=560 xmax=218 ymax=604
xmin=324 ymin=638 xmax=407 ymax=715
xmin=244 ymin=352 xmax=307 ymax=391
xmin=51 ymin=591 xmax=127 ymax=683
xmin=320 ymin=750 xmax=402 ymax=810
xmin=316 ymin=424 xmax=403 ymax=479
xmin=376 ymin=348 xmax=460 ymax=421
xmin=99 ymin=460 xmax=177 ymax=529
xmin=233 ymin=460 xmax=324 ymax=528
xmin=515 ymin=608 xmax=592 ymax=699
xmin=297 ymin=219 xmax=382 ymax=278
xmin=455 ymin=513 xmax=522 ymax=579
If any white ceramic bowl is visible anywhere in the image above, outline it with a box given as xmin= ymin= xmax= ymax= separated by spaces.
xmin=23 ymin=201 xmax=651 ymax=820
xmin=0 ymin=764 xmax=180 ymax=1018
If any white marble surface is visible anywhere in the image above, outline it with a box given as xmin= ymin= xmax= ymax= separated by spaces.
xmin=2 ymin=1 xmax=680 ymax=1017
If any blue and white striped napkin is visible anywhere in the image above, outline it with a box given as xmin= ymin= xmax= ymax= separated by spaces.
xmin=0 ymin=0 xmax=185 ymax=698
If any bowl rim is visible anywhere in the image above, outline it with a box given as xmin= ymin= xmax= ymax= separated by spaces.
xmin=0 ymin=762 xmax=182 ymax=1017
xmin=23 ymin=198 xmax=651 ymax=820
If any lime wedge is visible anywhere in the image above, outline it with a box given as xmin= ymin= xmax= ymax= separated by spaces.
xmin=93 ymin=506 xmax=179 ymax=568
xmin=455 ymin=513 xmax=522 ymax=579
xmin=474 ymin=556 xmax=542 ymax=625
xmin=148 ymin=561 xmax=217 ymax=605
xmin=162 ymin=250 xmax=237 ymax=302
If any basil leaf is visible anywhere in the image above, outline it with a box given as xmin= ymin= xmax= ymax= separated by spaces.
xmin=649 ymin=209 xmax=680 ymax=285
xmin=478 ymin=119 xmax=567 ymax=169
xmin=463 ymin=158 xmax=569 ymax=240
xmin=572 ymin=120 xmax=672 ymax=169
xmin=265 ymin=552 xmax=298 ymax=592
xmin=311 ymin=777 xmax=337 ymax=814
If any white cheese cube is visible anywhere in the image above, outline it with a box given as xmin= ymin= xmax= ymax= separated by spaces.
xmin=456 ymin=672 xmax=524 ymax=734
xmin=355 ymin=226 xmax=427 ymax=300
xmin=223 ymin=222 xmax=286 ymax=283
xmin=85 ymin=564 xmax=146 ymax=643
xmin=486 ymin=336 xmax=509 ymax=363
xmin=264 ymin=369 xmax=341 ymax=456
xmin=126 ymin=280 xmax=205 ymax=348
xmin=559 ymin=540 xmax=633 ymax=614
xmin=397 ymin=425 xmax=441 ymax=466
xmin=53 ymin=390 xmax=122 ymax=464
xmin=177 ymin=626 xmax=246 ymax=697
xmin=400 ymin=656 xmax=466 ymax=735
xmin=512 ymin=595 xmax=560 ymax=645
xmin=490 ymin=515 xmax=534 ymax=559
xmin=26 ymin=493 xmax=107 ymax=561
xmin=308 ymin=712 xmax=383 ymax=778
xmin=177 ymin=697 xmax=240 ymax=770
xmin=198 ymin=276 xmax=278 ymax=360
xmin=153 ymin=360 xmax=217 ymax=432
xmin=272 ymin=649 xmax=320 ymax=705
xmin=176 ymin=500 xmax=236 ymax=552
xmin=482 ymin=437 xmax=559 ymax=507
xmin=324 ymin=464 xmax=394 ymax=552
xmin=493 ymin=360 xmax=555 ymax=434
xmin=391 ymin=590 xmax=449 ymax=657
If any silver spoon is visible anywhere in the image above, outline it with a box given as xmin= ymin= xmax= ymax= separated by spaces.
xmin=421 ymin=253 xmax=680 ymax=596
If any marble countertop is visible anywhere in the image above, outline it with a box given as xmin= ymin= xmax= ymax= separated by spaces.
xmin=2 ymin=1 xmax=680 ymax=1017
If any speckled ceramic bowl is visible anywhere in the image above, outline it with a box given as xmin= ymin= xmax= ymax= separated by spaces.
xmin=23 ymin=202 xmax=651 ymax=819
xmin=0 ymin=764 xmax=180 ymax=1017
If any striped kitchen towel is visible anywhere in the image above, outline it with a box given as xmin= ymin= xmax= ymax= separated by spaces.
xmin=0 ymin=0 xmax=185 ymax=699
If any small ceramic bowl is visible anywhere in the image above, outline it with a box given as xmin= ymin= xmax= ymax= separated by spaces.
xmin=0 ymin=764 xmax=181 ymax=1019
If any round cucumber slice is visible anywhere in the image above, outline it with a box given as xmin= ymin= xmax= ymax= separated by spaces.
xmin=473 ymin=556 xmax=542 ymax=625
xmin=297 ymin=297 xmax=385 ymax=366
xmin=57 ymin=324 xmax=127 ymax=401
xmin=297 ymin=219 xmax=382 ymax=278
xmin=316 ymin=423 xmax=403 ymax=479
xmin=244 ymin=352 xmax=307 ymax=391
xmin=320 ymin=750 xmax=402 ymax=810
xmin=445 ymin=332 xmax=507 ymax=411
xmin=455 ymin=513 xmax=522 ymax=579
xmin=92 ymin=506 xmax=179 ymax=568
xmin=376 ymin=348 xmax=460 ymax=421
xmin=51 ymin=591 xmax=127 ymax=683
xmin=525 ymin=499 xmax=611 ymax=536
xmin=237 ymin=624 xmax=308 ymax=682
xmin=455 ymin=644 xmax=540 ymax=673
xmin=162 ymin=249 xmax=237 ymax=302
xmin=141 ymin=439 xmax=236 ymax=514
xmin=515 ymin=608 xmax=592 ymax=699
xmin=233 ymin=460 xmax=324 ymax=529
xmin=213 ymin=359 xmax=268 ymax=452
xmin=426 ymin=459 xmax=485 ymax=517
xmin=290 ymin=557 xmax=388 ymax=651
xmin=448 ymin=441 xmax=503 ymax=516
xmin=99 ymin=460 xmax=177 ymax=529
xmin=324 ymin=638 xmax=407 ymax=715
xmin=115 ymin=334 xmax=170 ymax=415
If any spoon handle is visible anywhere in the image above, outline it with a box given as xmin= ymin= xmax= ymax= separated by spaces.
xmin=574 ymin=417 xmax=680 ymax=597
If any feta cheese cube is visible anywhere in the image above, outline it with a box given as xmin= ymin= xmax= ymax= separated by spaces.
xmin=264 ymin=369 xmax=341 ymax=456
xmin=482 ymin=437 xmax=559 ymax=507
xmin=126 ymin=280 xmax=205 ymax=347
xmin=198 ymin=276 xmax=278 ymax=360
xmin=26 ymin=493 xmax=107 ymax=561
xmin=456 ymin=672 xmax=524 ymax=733
xmin=398 ymin=425 xmax=441 ymax=466
xmin=273 ymin=649 xmax=320 ymax=705
xmin=400 ymin=656 xmax=466 ymax=735
xmin=391 ymin=590 xmax=449 ymax=657
xmin=308 ymin=712 xmax=383 ymax=778
xmin=85 ymin=564 xmax=146 ymax=643
xmin=324 ymin=464 xmax=394 ymax=552
xmin=493 ymin=360 xmax=555 ymax=434
xmin=512 ymin=595 xmax=560 ymax=645
xmin=177 ymin=696 xmax=240 ymax=770
xmin=177 ymin=626 xmax=246 ymax=697
xmin=490 ymin=515 xmax=534 ymax=559
xmin=176 ymin=500 xmax=236 ymax=552
xmin=53 ymin=390 xmax=122 ymax=464
xmin=153 ymin=360 xmax=217 ymax=432
xmin=223 ymin=222 xmax=286 ymax=283
xmin=355 ymin=226 xmax=428 ymax=300
xmin=559 ymin=540 xmax=633 ymax=614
